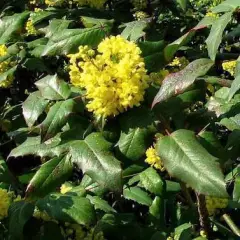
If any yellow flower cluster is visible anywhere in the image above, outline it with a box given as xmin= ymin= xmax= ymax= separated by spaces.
xmin=68 ymin=35 xmax=149 ymax=117
xmin=60 ymin=183 xmax=73 ymax=194
xmin=0 ymin=189 xmax=11 ymax=220
xmin=222 ymin=60 xmax=237 ymax=77
xmin=131 ymin=0 xmax=147 ymax=10
xmin=145 ymin=146 xmax=165 ymax=171
xmin=149 ymin=69 xmax=169 ymax=85
xmin=206 ymin=11 xmax=219 ymax=18
xmin=45 ymin=0 xmax=65 ymax=6
xmin=205 ymin=196 xmax=228 ymax=215
xmin=73 ymin=0 xmax=107 ymax=8
xmin=0 ymin=45 xmax=14 ymax=88
xmin=33 ymin=208 xmax=52 ymax=221
xmin=133 ymin=11 xmax=149 ymax=21
xmin=168 ymin=56 xmax=189 ymax=70
xmin=25 ymin=19 xmax=39 ymax=36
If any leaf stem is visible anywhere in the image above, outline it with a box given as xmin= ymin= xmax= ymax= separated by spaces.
xmin=222 ymin=213 xmax=240 ymax=236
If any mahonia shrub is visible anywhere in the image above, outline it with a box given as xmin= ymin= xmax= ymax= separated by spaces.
xmin=0 ymin=0 xmax=240 ymax=239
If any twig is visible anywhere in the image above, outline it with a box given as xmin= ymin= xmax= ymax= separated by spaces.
xmin=196 ymin=193 xmax=211 ymax=237
xmin=222 ymin=214 xmax=240 ymax=237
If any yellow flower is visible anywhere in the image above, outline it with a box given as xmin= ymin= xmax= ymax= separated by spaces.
xmin=60 ymin=183 xmax=73 ymax=194
xmin=205 ymin=196 xmax=228 ymax=215
xmin=33 ymin=208 xmax=52 ymax=221
xmin=222 ymin=60 xmax=237 ymax=76
xmin=168 ymin=57 xmax=189 ymax=69
xmin=0 ymin=189 xmax=11 ymax=220
xmin=200 ymin=230 xmax=207 ymax=238
xmin=34 ymin=8 xmax=43 ymax=12
xmin=131 ymin=0 xmax=147 ymax=10
xmin=0 ymin=45 xmax=14 ymax=89
xmin=133 ymin=11 xmax=149 ymax=21
xmin=206 ymin=11 xmax=219 ymax=18
xmin=150 ymin=69 xmax=169 ymax=85
xmin=25 ymin=19 xmax=38 ymax=36
xmin=71 ymin=224 xmax=86 ymax=240
xmin=0 ymin=45 xmax=7 ymax=56
xmin=45 ymin=0 xmax=65 ymax=6
xmin=68 ymin=35 xmax=149 ymax=117
xmin=145 ymin=146 xmax=164 ymax=171
xmin=73 ymin=0 xmax=107 ymax=8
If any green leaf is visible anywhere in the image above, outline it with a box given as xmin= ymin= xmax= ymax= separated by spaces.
xmin=0 ymin=66 xmax=17 ymax=84
xmin=0 ymin=155 xmax=11 ymax=183
xmin=212 ymin=0 xmax=240 ymax=13
xmin=156 ymin=129 xmax=228 ymax=197
xmin=42 ymin=24 xmax=111 ymax=56
xmin=8 ymin=201 xmax=35 ymax=240
xmin=220 ymin=114 xmax=240 ymax=131
xmin=139 ymin=167 xmax=164 ymax=196
xmin=86 ymin=195 xmax=116 ymax=213
xmin=139 ymin=41 xmax=166 ymax=71
xmin=164 ymin=25 xmax=206 ymax=62
xmin=70 ymin=133 xmax=122 ymax=191
xmin=149 ymin=196 xmax=164 ymax=222
xmin=174 ymin=223 xmax=192 ymax=240
xmin=26 ymin=155 xmax=73 ymax=197
xmin=121 ymin=21 xmax=147 ymax=41
xmin=198 ymin=131 xmax=227 ymax=161
xmin=117 ymin=108 xmax=156 ymax=161
xmin=8 ymin=135 xmax=78 ymax=158
xmin=152 ymin=59 xmax=213 ymax=106
xmin=176 ymin=0 xmax=188 ymax=11
xmin=37 ymin=193 xmax=96 ymax=225
xmin=0 ymin=12 xmax=29 ymax=44
xmin=40 ymin=99 xmax=76 ymax=140
xmin=81 ymin=16 xmax=114 ymax=28
xmin=35 ymin=75 xmax=71 ymax=100
xmin=45 ymin=19 xmax=72 ymax=38
xmin=233 ymin=176 xmax=240 ymax=201
xmin=206 ymin=12 xmax=232 ymax=61
xmin=123 ymin=186 xmax=152 ymax=206
xmin=228 ymin=75 xmax=240 ymax=101
xmin=22 ymin=91 xmax=49 ymax=127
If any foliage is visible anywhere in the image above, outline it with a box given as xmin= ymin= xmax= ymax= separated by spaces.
xmin=0 ymin=0 xmax=240 ymax=239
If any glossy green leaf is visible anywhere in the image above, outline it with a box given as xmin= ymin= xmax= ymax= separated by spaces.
xmin=0 ymin=12 xmax=29 ymax=44
xmin=152 ymin=59 xmax=213 ymax=106
xmin=42 ymin=24 xmax=111 ymax=56
xmin=8 ymin=135 xmax=78 ymax=158
xmin=212 ymin=0 xmax=240 ymax=13
xmin=86 ymin=195 xmax=116 ymax=213
xmin=176 ymin=0 xmax=188 ymax=11
xmin=121 ymin=21 xmax=147 ymax=41
xmin=164 ymin=25 xmax=206 ymax=62
xmin=8 ymin=201 xmax=35 ymax=240
xmin=36 ymin=193 xmax=96 ymax=225
xmin=228 ymin=75 xmax=240 ymax=101
xmin=220 ymin=114 xmax=240 ymax=131
xmin=26 ymin=155 xmax=73 ymax=197
xmin=35 ymin=75 xmax=71 ymax=100
xmin=233 ymin=176 xmax=240 ymax=201
xmin=40 ymin=99 xmax=75 ymax=140
xmin=156 ymin=129 xmax=228 ymax=197
xmin=117 ymin=108 xmax=156 ymax=161
xmin=206 ymin=12 xmax=232 ymax=61
xmin=22 ymin=91 xmax=49 ymax=127
xmin=70 ymin=133 xmax=122 ymax=191
xmin=139 ymin=167 xmax=164 ymax=196
xmin=0 ymin=155 xmax=11 ymax=183
xmin=123 ymin=186 xmax=152 ymax=206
